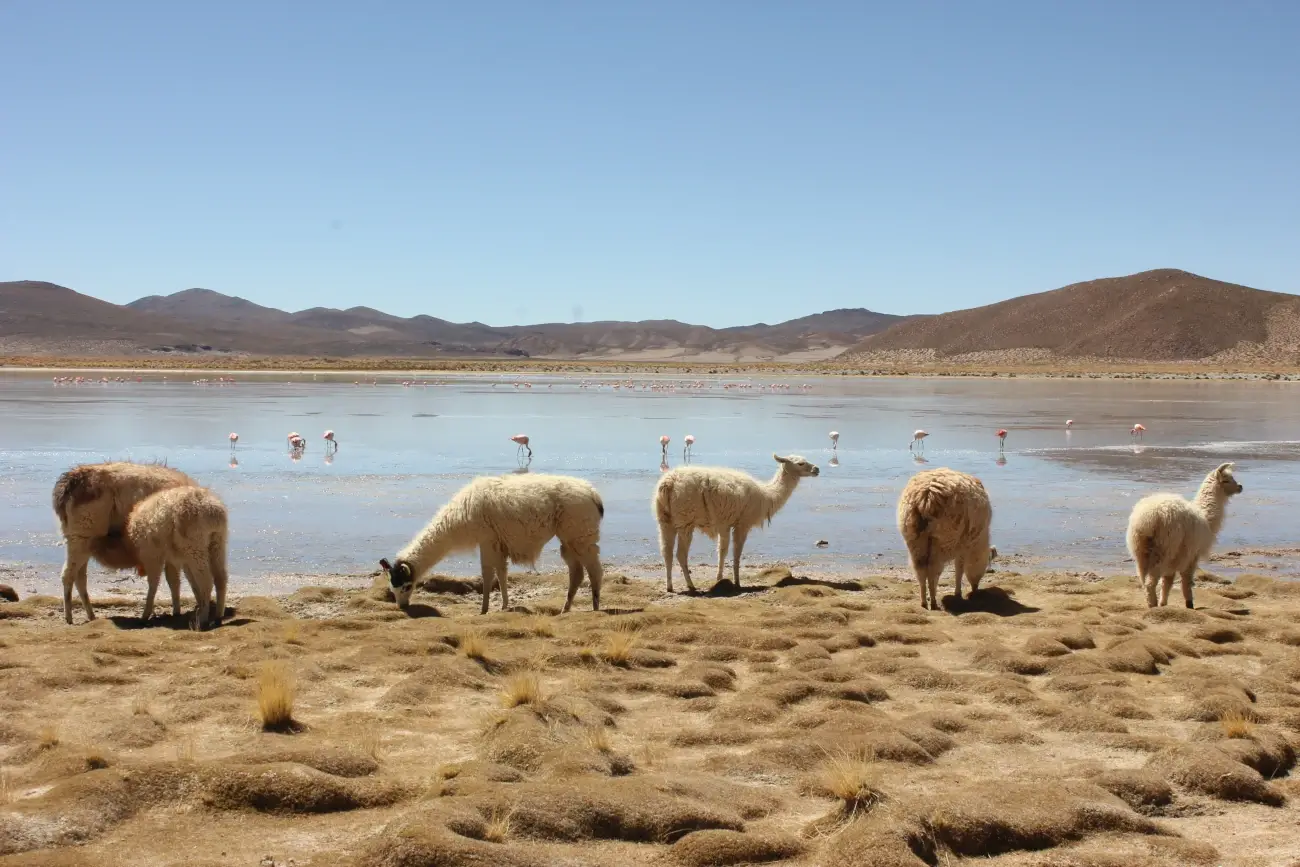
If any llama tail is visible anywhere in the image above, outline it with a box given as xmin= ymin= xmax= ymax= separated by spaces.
xmin=51 ymin=467 xmax=94 ymax=529
xmin=591 ymin=490 xmax=605 ymax=519
xmin=653 ymin=476 xmax=674 ymax=524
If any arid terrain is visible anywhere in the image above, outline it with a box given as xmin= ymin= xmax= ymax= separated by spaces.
xmin=4 ymin=269 xmax=1300 ymax=368
xmin=2 ymin=563 xmax=1298 ymax=867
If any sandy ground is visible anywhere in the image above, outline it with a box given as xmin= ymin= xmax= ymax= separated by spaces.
xmin=2 ymin=564 xmax=1299 ymax=867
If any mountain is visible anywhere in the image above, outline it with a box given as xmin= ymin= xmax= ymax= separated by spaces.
xmin=838 ymin=269 xmax=1300 ymax=364
xmin=1 ymin=282 xmax=902 ymax=360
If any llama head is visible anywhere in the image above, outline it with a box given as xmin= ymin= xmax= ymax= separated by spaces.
xmin=380 ymin=557 xmax=415 ymax=608
xmin=1213 ymin=462 xmax=1243 ymax=496
xmin=964 ymin=545 xmax=997 ymax=593
xmin=773 ymin=454 xmax=820 ymax=477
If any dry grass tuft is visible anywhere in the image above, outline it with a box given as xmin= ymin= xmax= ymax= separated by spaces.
xmin=38 ymin=724 xmax=60 ymax=750
xmin=483 ymin=806 xmax=513 ymax=843
xmin=818 ymin=755 xmax=884 ymax=817
xmin=526 ymin=615 xmax=556 ymax=638
xmin=1220 ymin=708 xmax=1255 ymax=739
xmin=0 ymin=768 xmax=13 ymax=805
xmin=582 ymin=725 xmax=612 ymax=754
xmin=501 ymin=673 xmax=544 ymax=708
xmin=458 ymin=629 xmax=490 ymax=661
xmin=257 ymin=661 xmax=299 ymax=733
xmin=602 ymin=627 xmax=640 ymax=666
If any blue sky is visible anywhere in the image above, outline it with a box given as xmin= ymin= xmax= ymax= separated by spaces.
xmin=2 ymin=1 xmax=1297 ymax=327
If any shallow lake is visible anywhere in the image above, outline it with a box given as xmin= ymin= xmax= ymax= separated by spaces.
xmin=2 ymin=372 xmax=1297 ymax=597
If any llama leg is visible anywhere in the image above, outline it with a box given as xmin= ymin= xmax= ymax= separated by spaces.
xmin=61 ymin=539 xmax=93 ymax=624
xmin=926 ymin=566 xmax=943 ymax=611
xmin=74 ymin=561 xmax=94 ymax=623
xmin=560 ymin=542 xmax=584 ymax=613
xmin=1142 ymin=573 xmax=1159 ymax=608
xmin=478 ymin=548 xmax=496 ymax=615
xmin=165 ymin=563 xmax=182 ymax=617
xmin=184 ymin=563 xmax=214 ymax=629
xmin=716 ymin=529 xmax=731 ymax=585
xmin=731 ymin=527 xmax=749 ymax=587
xmin=676 ymin=529 xmax=696 ymax=592
xmin=498 ymin=561 xmax=510 ymax=612
xmin=142 ymin=566 xmax=162 ymax=622
xmin=1180 ymin=566 xmax=1196 ymax=609
xmin=1158 ymin=575 xmax=1174 ymax=607
xmin=953 ymin=558 xmax=965 ymax=601
xmin=658 ymin=521 xmax=676 ymax=593
xmin=581 ymin=545 xmax=603 ymax=612
xmin=210 ymin=538 xmax=229 ymax=624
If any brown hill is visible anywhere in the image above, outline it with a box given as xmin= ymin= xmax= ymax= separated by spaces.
xmin=840 ymin=269 xmax=1300 ymax=363
xmin=2 ymin=282 xmax=902 ymax=360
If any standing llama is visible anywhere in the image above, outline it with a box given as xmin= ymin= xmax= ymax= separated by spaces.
xmin=52 ymin=461 xmax=195 ymax=624
xmin=1126 ymin=462 xmax=1242 ymax=609
xmin=380 ymin=473 xmax=605 ymax=614
xmin=897 ymin=467 xmax=997 ymax=610
xmin=125 ymin=486 xmax=230 ymax=628
xmin=653 ymin=454 xmax=820 ymax=593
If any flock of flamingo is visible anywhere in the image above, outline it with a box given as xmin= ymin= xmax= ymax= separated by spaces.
xmin=223 ymin=417 xmax=1151 ymax=470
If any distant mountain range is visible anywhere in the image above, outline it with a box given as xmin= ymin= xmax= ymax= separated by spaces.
xmin=1 ymin=269 xmax=1297 ymax=363
xmin=0 ymin=282 xmax=906 ymax=361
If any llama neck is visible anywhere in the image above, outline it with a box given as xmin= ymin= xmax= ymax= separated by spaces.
xmin=398 ymin=509 xmax=469 ymax=576
xmin=760 ymin=466 xmax=802 ymax=520
xmin=1194 ymin=477 xmax=1228 ymax=537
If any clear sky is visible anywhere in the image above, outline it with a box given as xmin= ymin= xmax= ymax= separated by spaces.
xmin=2 ymin=1 xmax=1297 ymax=327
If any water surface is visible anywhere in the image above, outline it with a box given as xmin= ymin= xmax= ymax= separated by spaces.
xmin=2 ymin=372 xmax=1296 ymax=596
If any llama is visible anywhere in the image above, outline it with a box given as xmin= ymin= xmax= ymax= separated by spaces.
xmin=897 ymin=467 xmax=997 ymax=610
xmin=52 ymin=461 xmax=196 ymax=624
xmin=653 ymin=454 xmax=820 ymax=593
xmin=380 ymin=473 xmax=605 ymax=614
xmin=1126 ymin=462 xmax=1242 ymax=609
xmin=125 ymin=486 xmax=231 ymax=628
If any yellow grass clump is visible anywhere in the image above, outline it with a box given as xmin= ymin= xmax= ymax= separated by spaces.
xmin=501 ymin=673 xmax=544 ymax=708
xmin=458 ymin=629 xmax=489 ymax=662
xmin=38 ymin=725 xmax=60 ymax=750
xmin=257 ymin=661 xmax=299 ymax=733
xmin=1220 ymin=708 xmax=1255 ymax=739
xmin=819 ymin=756 xmax=884 ymax=816
xmin=483 ymin=807 xmax=513 ymax=843
xmin=602 ymin=627 xmax=640 ymax=666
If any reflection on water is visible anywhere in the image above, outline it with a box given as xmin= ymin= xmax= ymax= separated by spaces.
xmin=2 ymin=372 xmax=1299 ymax=594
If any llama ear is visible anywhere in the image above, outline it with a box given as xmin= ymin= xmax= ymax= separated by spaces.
xmin=1215 ymin=462 xmax=1235 ymax=476
xmin=379 ymin=558 xmax=392 ymax=572
xmin=773 ymin=453 xmax=789 ymax=464
xmin=989 ymin=546 xmax=998 ymax=561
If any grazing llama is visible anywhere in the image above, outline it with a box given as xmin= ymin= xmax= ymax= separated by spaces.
xmin=381 ymin=473 xmax=605 ymax=614
xmin=125 ymin=486 xmax=231 ymax=628
xmin=1126 ymin=462 xmax=1242 ymax=609
xmin=653 ymin=454 xmax=820 ymax=593
xmin=52 ymin=461 xmax=195 ymax=624
xmin=897 ymin=467 xmax=997 ymax=610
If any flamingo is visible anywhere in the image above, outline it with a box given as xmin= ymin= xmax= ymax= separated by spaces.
xmin=683 ymin=434 xmax=695 ymax=460
xmin=1131 ymin=423 xmax=1146 ymax=441
xmin=229 ymin=432 xmax=239 ymax=450
xmin=323 ymin=430 xmax=337 ymax=452
xmin=996 ymin=429 xmax=1007 ymax=452
xmin=829 ymin=431 xmax=839 ymax=450
xmin=1065 ymin=419 xmax=1074 ymax=429
xmin=287 ymin=431 xmax=305 ymax=451
xmin=660 ymin=435 xmax=670 ymax=459
xmin=910 ymin=429 xmax=929 ymax=451
xmin=511 ymin=433 xmax=532 ymax=459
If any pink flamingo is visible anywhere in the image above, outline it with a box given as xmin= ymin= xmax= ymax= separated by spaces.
xmin=910 ymin=429 xmax=929 ymax=452
xmin=829 ymin=431 xmax=839 ymax=450
xmin=287 ymin=431 xmax=305 ymax=451
xmin=228 ymin=432 xmax=239 ymax=451
xmin=511 ymin=433 xmax=532 ymax=459
xmin=323 ymin=430 xmax=337 ymax=452
xmin=1131 ymin=423 xmax=1146 ymax=441
xmin=996 ymin=429 xmax=1007 ymax=452
xmin=660 ymin=434 xmax=670 ymax=459
xmin=1065 ymin=419 xmax=1074 ymax=429
xmin=683 ymin=434 xmax=695 ymax=459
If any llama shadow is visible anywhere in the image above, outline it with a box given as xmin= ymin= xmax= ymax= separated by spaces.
xmin=693 ymin=579 xmax=766 ymax=598
xmin=599 ymin=607 xmax=647 ymax=617
xmin=400 ymin=603 xmax=442 ymax=619
xmin=109 ymin=608 xmax=251 ymax=630
xmin=774 ymin=574 xmax=866 ymax=592
xmin=940 ymin=586 xmax=1039 ymax=617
